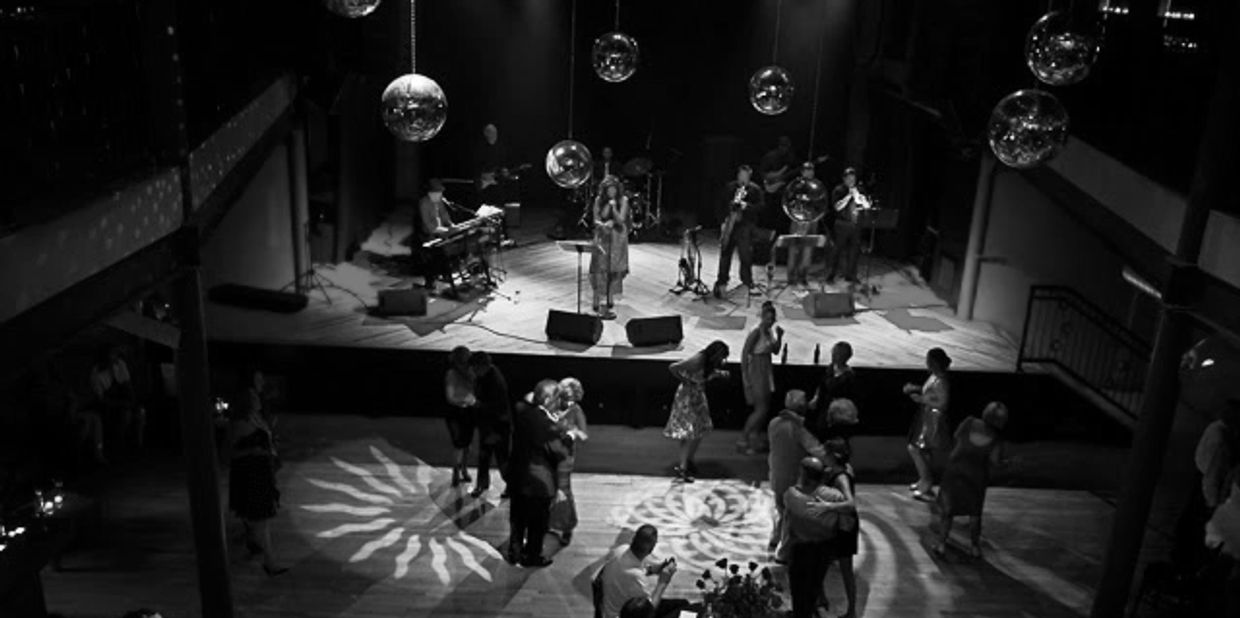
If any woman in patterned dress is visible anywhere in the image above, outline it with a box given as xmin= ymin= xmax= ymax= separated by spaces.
xmin=904 ymin=347 xmax=952 ymax=501
xmin=739 ymin=301 xmax=784 ymax=454
xmin=549 ymin=377 xmax=589 ymax=544
xmin=589 ymin=176 xmax=631 ymax=317
xmin=664 ymin=340 xmax=730 ymax=482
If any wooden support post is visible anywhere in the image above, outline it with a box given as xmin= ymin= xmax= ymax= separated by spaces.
xmin=288 ymin=121 xmax=310 ymax=293
xmin=174 ymin=257 xmax=235 ymax=618
xmin=956 ymin=152 xmax=997 ymax=320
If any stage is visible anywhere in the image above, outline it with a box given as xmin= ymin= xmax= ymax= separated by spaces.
xmin=205 ymin=207 xmax=1017 ymax=372
xmin=42 ymin=415 xmax=1121 ymax=618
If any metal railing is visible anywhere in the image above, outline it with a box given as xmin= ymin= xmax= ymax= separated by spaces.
xmin=1018 ymin=285 xmax=1152 ymax=420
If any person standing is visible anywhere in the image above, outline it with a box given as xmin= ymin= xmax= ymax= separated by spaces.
xmin=904 ymin=347 xmax=952 ymax=501
xmin=828 ymin=168 xmax=867 ymax=284
xmin=590 ymin=176 xmax=631 ymax=318
xmin=444 ymin=346 xmax=477 ymax=488
xmin=767 ymin=390 xmax=826 ymax=554
xmin=933 ymin=402 xmax=1010 ymax=559
xmin=739 ymin=301 xmax=784 ymax=454
xmin=549 ymin=377 xmax=589 ymax=545
xmin=664 ymin=341 xmax=731 ymax=483
xmin=759 ymin=136 xmax=799 ymax=199
xmin=808 ymin=342 xmax=858 ymax=442
xmin=714 ymin=165 xmax=764 ymax=298
xmin=469 ymin=351 xmax=511 ymax=499
xmin=89 ymin=344 xmax=146 ymax=453
xmin=786 ymin=162 xmax=822 ymax=286
xmin=507 ymin=380 xmax=571 ymax=567
xmin=227 ymin=369 xmax=286 ymax=576
xmin=595 ymin=145 xmax=620 ymax=181
xmin=784 ymin=456 xmax=856 ymax=618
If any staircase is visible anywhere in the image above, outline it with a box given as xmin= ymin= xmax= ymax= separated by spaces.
xmin=1017 ymin=286 xmax=1151 ymax=429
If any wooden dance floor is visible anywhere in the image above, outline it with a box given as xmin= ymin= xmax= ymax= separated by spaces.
xmin=205 ymin=209 xmax=1017 ymax=371
xmin=43 ymin=415 xmax=1113 ymax=618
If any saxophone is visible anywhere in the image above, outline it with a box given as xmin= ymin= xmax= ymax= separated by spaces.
xmin=721 ymin=184 xmax=746 ymax=246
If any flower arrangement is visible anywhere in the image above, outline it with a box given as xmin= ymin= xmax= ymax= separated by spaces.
xmin=695 ymin=558 xmax=784 ymax=618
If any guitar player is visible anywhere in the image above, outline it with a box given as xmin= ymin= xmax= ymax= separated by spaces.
xmin=759 ymin=136 xmax=799 ymax=196
xmin=714 ymin=165 xmax=764 ymax=298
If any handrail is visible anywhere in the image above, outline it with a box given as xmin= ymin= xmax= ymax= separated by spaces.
xmin=1018 ymin=285 xmax=1152 ymax=420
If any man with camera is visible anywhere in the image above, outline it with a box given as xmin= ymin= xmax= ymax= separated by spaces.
xmin=598 ymin=525 xmax=689 ymax=618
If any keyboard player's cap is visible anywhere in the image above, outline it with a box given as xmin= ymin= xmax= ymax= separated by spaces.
xmin=427 ymin=178 xmax=445 ymax=193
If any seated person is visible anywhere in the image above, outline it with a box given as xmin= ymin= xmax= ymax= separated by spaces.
xmin=419 ymin=178 xmax=456 ymax=239
xmin=599 ymin=525 xmax=689 ymax=618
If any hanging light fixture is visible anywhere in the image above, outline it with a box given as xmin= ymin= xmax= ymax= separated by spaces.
xmin=987 ymin=89 xmax=1070 ymax=169
xmin=380 ymin=0 xmax=447 ymax=142
xmin=1025 ymin=9 xmax=1102 ymax=86
xmin=322 ymin=0 xmax=383 ymax=19
xmin=546 ymin=0 xmax=593 ymax=189
xmin=593 ymin=0 xmax=639 ymax=83
xmin=749 ymin=0 xmax=794 ymax=116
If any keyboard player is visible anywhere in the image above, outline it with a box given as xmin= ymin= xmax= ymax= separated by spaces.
xmin=419 ymin=178 xmax=455 ymax=239
xmin=418 ymin=178 xmax=499 ymax=296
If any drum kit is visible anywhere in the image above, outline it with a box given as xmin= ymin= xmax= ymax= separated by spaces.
xmin=573 ymin=156 xmax=664 ymax=237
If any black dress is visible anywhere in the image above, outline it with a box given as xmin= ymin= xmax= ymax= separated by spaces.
xmin=821 ymin=465 xmax=859 ymax=559
xmin=229 ymin=425 xmax=280 ymax=521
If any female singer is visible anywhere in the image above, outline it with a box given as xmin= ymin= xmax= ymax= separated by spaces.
xmin=664 ymin=340 xmax=731 ymax=482
xmin=739 ymin=301 xmax=784 ymax=455
xmin=904 ymin=347 xmax=952 ymax=501
xmin=589 ymin=176 xmax=631 ymax=318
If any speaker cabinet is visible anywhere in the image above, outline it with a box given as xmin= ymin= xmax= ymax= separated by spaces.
xmin=208 ymin=284 xmax=308 ymax=314
xmin=374 ymin=288 xmax=428 ymax=316
xmin=545 ymin=310 xmax=603 ymax=345
xmin=801 ymin=292 xmax=855 ymax=318
xmin=626 ymin=315 xmax=684 ymax=347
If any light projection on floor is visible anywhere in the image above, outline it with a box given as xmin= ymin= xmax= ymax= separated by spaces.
xmin=609 ymin=480 xmax=776 ymax=574
xmin=297 ymin=445 xmax=500 ymax=585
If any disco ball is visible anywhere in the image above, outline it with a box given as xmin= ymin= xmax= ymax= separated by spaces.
xmin=593 ymin=32 xmax=639 ymax=83
xmin=1025 ymin=11 xmax=1100 ymax=86
xmin=545 ymin=140 xmax=593 ymax=189
xmin=322 ymin=0 xmax=382 ymax=18
xmin=782 ymin=177 xmax=829 ymax=224
xmin=380 ymin=74 xmax=447 ymax=142
xmin=748 ymin=66 xmax=794 ymax=116
xmin=987 ymin=89 xmax=1069 ymax=169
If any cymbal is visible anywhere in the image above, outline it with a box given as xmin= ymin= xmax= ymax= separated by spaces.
xmin=622 ymin=157 xmax=654 ymax=177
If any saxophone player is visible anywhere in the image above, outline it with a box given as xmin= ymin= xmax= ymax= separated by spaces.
xmin=714 ymin=165 xmax=764 ymax=298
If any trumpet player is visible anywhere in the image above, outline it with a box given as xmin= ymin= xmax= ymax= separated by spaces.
xmin=829 ymin=167 xmax=868 ymax=284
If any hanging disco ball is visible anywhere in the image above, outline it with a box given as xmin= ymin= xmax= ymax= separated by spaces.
xmin=545 ymin=140 xmax=593 ymax=189
xmin=987 ymin=89 xmax=1069 ymax=169
xmin=748 ymin=66 xmax=794 ymax=116
xmin=1025 ymin=11 xmax=1101 ymax=86
xmin=322 ymin=0 xmax=382 ymax=18
xmin=592 ymin=32 xmax=640 ymax=83
xmin=380 ymin=74 xmax=447 ymax=142
xmin=782 ymin=177 xmax=829 ymax=224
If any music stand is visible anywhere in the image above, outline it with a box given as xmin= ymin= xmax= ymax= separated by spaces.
xmin=767 ymin=233 xmax=829 ymax=299
xmin=556 ymin=240 xmax=603 ymax=314
xmin=856 ymin=208 xmax=899 ymax=301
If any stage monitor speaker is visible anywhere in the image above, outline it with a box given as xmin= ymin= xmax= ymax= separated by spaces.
xmin=374 ymin=288 xmax=428 ymax=316
xmin=802 ymin=292 xmax=855 ymax=318
xmin=626 ymin=315 xmax=684 ymax=347
xmin=208 ymin=284 xmax=308 ymax=314
xmin=545 ymin=310 xmax=603 ymax=345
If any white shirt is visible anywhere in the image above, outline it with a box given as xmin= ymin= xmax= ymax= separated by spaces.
xmin=599 ymin=549 xmax=655 ymax=618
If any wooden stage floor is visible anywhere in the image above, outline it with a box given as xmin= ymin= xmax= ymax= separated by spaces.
xmin=43 ymin=415 xmax=1115 ymax=618
xmin=205 ymin=210 xmax=1017 ymax=371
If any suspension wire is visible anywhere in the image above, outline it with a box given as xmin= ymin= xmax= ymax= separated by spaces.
xmin=808 ymin=2 xmax=825 ymax=159
xmin=614 ymin=0 xmax=620 ymax=31
xmin=409 ymin=0 xmax=417 ymax=72
xmin=568 ymin=0 xmax=577 ymax=138
xmin=772 ymin=0 xmax=784 ymax=63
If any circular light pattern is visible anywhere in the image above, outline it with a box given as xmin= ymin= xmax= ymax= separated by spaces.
xmin=987 ymin=89 xmax=1069 ymax=169
xmin=782 ymin=177 xmax=829 ymax=225
xmin=380 ymin=74 xmax=447 ymax=143
xmin=592 ymin=32 xmax=640 ymax=83
xmin=1025 ymin=11 xmax=1101 ymax=86
xmin=321 ymin=0 xmax=382 ymax=18
xmin=748 ymin=66 xmax=794 ymax=116
xmin=545 ymin=140 xmax=594 ymax=189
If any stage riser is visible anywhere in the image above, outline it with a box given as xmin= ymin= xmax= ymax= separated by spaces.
xmin=209 ymin=341 xmax=1131 ymax=445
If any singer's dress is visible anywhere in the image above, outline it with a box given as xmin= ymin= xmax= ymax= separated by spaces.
xmin=589 ymin=197 xmax=630 ymax=298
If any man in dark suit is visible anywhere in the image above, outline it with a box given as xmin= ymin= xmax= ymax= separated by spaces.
xmin=713 ymin=165 xmax=764 ymax=298
xmin=507 ymin=379 xmax=571 ymax=567
xmin=470 ymin=351 xmax=511 ymax=499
